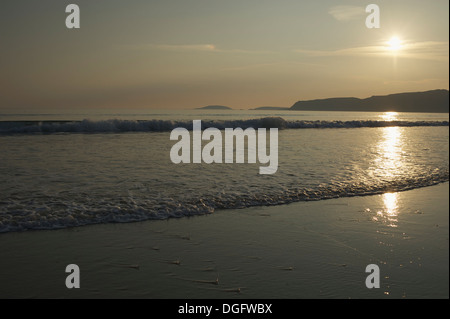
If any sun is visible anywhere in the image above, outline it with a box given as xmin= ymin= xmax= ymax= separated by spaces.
xmin=387 ymin=36 xmax=403 ymax=51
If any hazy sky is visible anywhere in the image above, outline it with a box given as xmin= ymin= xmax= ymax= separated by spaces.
xmin=0 ymin=0 xmax=448 ymax=110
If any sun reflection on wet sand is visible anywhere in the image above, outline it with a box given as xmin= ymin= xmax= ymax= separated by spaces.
xmin=369 ymin=192 xmax=400 ymax=227
xmin=382 ymin=192 xmax=399 ymax=227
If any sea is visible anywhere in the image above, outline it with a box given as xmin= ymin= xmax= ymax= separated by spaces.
xmin=0 ymin=109 xmax=448 ymax=233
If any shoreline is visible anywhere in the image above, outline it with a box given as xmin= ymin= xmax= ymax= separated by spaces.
xmin=1 ymin=180 xmax=448 ymax=234
xmin=0 ymin=182 xmax=448 ymax=299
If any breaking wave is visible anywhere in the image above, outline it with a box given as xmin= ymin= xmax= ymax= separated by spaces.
xmin=0 ymin=171 xmax=448 ymax=233
xmin=0 ymin=117 xmax=448 ymax=134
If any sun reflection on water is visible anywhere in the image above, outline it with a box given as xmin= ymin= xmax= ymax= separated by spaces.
xmin=382 ymin=126 xmax=401 ymax=174
xmin=372 ymin=125 xmax=404 ymax=180
xmin=368 ymin=112 xmax=405 ymax=227
xmin=378 ymin=112 xmax=403 ymax=177
xmin=381 ymin=111 xmax=399 ymax=121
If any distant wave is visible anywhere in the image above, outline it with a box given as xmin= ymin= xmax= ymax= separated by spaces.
xmin=0 ymin=117 xmax=448 ymax=134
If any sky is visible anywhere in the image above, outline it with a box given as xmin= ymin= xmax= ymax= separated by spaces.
xmin=0 ymin=0 xmax=448 ymax=110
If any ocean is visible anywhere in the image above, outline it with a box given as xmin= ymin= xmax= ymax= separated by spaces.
xmin=0 ymin=110 xmax=448 ymax=233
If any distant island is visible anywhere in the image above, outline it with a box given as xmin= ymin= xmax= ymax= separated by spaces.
xmin=290 ymin=89 xmax=449 ymax=113
xmin=197 ymin=105 xmax=232 ymax=110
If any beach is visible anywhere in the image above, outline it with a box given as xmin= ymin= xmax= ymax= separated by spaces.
xmin=1 ymin=0 xmax=449 ymax=303
xmin=0 ymin=182 xmax=447 ymax=299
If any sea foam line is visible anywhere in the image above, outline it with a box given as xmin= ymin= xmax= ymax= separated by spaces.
xmin=0 ymin=117 xmax=448 ymax=134
xmin=0 ymin=172 xmax=448 ymax=233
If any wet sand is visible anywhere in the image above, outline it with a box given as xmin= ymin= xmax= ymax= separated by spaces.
xmin=0 ymin=183 xmax=448 ymax=299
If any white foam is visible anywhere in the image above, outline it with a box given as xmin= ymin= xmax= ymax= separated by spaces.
xmin=0 ymin=171 xmax=447 ymax=233
xmin=0 ymin=118 xmax=447 ymax=134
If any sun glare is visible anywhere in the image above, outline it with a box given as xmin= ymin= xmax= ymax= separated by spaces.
xmin=387 ymin=36 xmax=403 ymax=51
xmin=381 ymin=111 xmax=399 ymax=121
